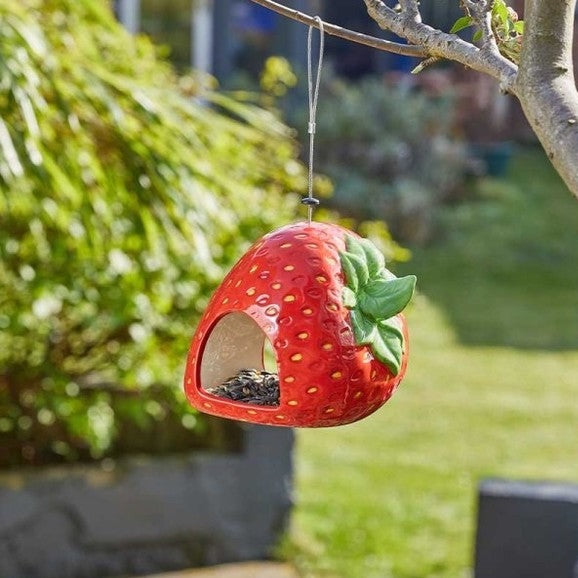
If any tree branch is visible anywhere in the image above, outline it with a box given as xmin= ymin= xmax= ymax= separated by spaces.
xmin=364 ymin=0 xmax=518 ymax=92
xmin=515 ymin=0 xmax=578 ymax=200
xmin=248 ymin=0 xmax=427 ymax=58
xmin=249 ymin=0 xmax=578 ymax=199
xmin=462 ymin=0 xmax=500 ymax=54
xmin=399 ymin=0 xmax=421 ymax=23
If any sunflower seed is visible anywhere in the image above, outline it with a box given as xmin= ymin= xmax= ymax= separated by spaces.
xmin=207 ymin=369 xmax=280 ymax=406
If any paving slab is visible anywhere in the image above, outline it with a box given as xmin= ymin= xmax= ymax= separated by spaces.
xmin=145 ymin=562 xmax=300 ymax=578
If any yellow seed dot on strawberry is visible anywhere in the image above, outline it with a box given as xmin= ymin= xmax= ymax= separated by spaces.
xmin=249 ymin=265 xmax=258 ymax=273
xmin=275 ymin=415 xmax=286 ymax=420
xmin=315 ymin=275 xmax=328 ymax=283
xmin=272 ymin=282 xmax=282 ymax=289
xmin=302 ymin=308 xmax=313 ymax=315
xmin=322 ymin=343 xmax=333 ymax=351
xmin=284 ymin=376 xmax=295 ymax=383
xmin=324 ymin=407 xmax=335 ymax=414
xmin=283 ymin=295 xmax=296 ymax=302
xmin=297 ymin=332 xmax=309 ymax=340
xmin=290 ymin=353 xmax=303 ymax=362
xmin=284 ymin=265 xmax=295 ymax=271
xmin=288 ymin=400 xmax=298 ymax=406
xmin=246 ymin=287 xmax=256 ymax=296
xmin=306 ymin=387 xmax=318 ymax=394
xmin=331 ymin=371 xmax=342 ymax=379
xmin=280 ymin=243 xmax=292 ymax=248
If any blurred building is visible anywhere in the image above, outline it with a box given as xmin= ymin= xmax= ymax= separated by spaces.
xmin=113 ymin=0 xmax=463 ymax=82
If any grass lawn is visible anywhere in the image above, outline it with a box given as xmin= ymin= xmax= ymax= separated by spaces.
xmin=285 ymin=148 xmax=578 ymax=578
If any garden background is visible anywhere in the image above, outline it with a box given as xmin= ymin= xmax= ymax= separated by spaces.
xmin=1 ymin=2 xmax=577 ymax=578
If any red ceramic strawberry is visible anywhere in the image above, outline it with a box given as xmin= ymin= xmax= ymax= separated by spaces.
xmin=184 ymin=221 xmax=416 ymax=427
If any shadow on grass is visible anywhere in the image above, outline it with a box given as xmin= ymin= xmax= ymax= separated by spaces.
xmin=398 ymin=147 xmax=578 ymax=351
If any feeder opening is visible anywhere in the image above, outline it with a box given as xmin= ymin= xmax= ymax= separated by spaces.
xmin=199 ymin=312 xmax=280 ymax=406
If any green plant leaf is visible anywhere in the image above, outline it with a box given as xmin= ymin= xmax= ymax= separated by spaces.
xmin=450 ymin=15 xmax=474 ymax=34
xmin=350 ymin=309 xmax=376 ymax=345
xmin=339 ymin=251 xmax=359 ymax=292
xmin=358 ymin=275 xmax=417 ymax=321
xmin=514 ymin=21 xmax=524 ymax=34
xmin=493 ymin=0 xmax=509 ymax=25
xmin=342 ymin=286 xmax=357 ymax=309
xmin=371 ymin=321 xmax=404 ymax=375
xmin=473 ymin=29 xmax=483 ymax=42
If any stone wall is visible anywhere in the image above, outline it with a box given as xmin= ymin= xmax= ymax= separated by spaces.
xmin=0 ymin=425 xmax=294 ymax=578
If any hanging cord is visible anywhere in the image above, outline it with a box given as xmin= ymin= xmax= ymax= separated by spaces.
xmin=302 ymin=16 xmax=325 ymax=224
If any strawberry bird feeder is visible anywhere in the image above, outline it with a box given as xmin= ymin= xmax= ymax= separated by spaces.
xmin=184 ymin=221 xmax=416 ymax=427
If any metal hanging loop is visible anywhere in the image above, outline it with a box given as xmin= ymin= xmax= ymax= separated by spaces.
xmin=302 ymin=16 xmax=325 ymax=224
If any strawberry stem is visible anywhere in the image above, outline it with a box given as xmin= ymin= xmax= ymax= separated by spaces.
xmin=339 ymin=235 xmax=416 ymax=375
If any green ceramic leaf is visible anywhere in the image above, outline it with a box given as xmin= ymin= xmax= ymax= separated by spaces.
xmin=356 ymin=237 xmax=385 ymax=276
xmin=345 ymin=251 xmax=369 ymax=286
xmin=350 ymin=309 xmax=376 ymax=345
xmin=342 ymin=286 xmax=357 ymax=309
xmin=339 ymin=251 xmax=359 ymax=292
xmin=379 ymin=317 xmax=404 ymax=340
xmin=371 ymin=321 xmax=404 ymax=375
xmin=345 ymin=234 xmax=366 ymax=261
xmin=358 ymin=275 xmax=417 ymax=321
xmin=379 ymin=268 xmax=397 ymax=281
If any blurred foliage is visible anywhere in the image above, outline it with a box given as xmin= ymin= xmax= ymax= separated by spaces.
xmin=0 ymin=0 xmax=309 ymax=466
xmin=260 ymin=56 xmax=298 ymax=100
xmin=293 ymin=74 xmax=470 ymax=244
xmin=222 ymin=55 xmax=299 ymax=115
xmin=227 ymin=57 xmax=411 ymax=262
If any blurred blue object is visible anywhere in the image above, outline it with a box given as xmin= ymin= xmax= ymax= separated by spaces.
xmin=235 ymin=3 xmax=277 ymax=33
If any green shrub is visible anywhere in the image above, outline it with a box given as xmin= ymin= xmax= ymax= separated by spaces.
xmin=0 ymin=0 xmax=307 ymax=465
xmin=294 ymin=75 xmax=469 ymax=243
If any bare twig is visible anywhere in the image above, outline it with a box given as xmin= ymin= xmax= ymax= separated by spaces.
xmin=411 ymin=56 xmax=441 ymax=75
xmin=248 ymin=0 xmax=427 ymax=58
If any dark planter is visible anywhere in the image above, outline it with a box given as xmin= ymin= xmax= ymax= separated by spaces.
xmin=475 ymin=478 xmax=578 ymax=578
xmin=0 ymin=424 xmax=294 ymax=578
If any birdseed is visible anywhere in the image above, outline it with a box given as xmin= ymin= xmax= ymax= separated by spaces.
xmin=207 ymin=369 xmax=280 ymax=406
